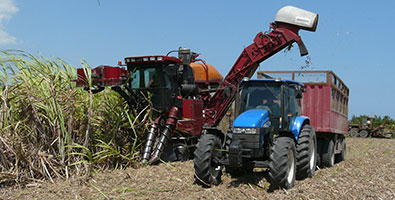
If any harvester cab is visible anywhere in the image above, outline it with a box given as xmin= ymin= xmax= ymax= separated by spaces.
xmin=123 ymin=49 xmax=197 ymax=113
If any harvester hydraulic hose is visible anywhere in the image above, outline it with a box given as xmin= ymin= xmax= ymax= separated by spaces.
xmin=141 ymin=118 xmax=160 ymax=163
xmin=149 ymin=107 xmax=179 ymax=164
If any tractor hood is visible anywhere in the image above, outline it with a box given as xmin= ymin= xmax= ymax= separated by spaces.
xmin=233 ymin=109 xmax=270 ymax=128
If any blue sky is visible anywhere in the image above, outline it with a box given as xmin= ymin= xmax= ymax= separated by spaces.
xmin=1 ymin=0 xmax=395 ymax=118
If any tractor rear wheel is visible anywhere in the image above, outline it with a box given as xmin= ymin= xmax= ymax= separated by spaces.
xmin=193 ymin=134 xmax=223 ymax=187
xmin=321 ymin=139 xmax=335 ymax=167
xmin=296 ymin=125 xmax=317 ymax=180
xmin=359 ymin=130 xmax=369 ymax=138
xmin=268 ymin=136 xmax=296 ymax=190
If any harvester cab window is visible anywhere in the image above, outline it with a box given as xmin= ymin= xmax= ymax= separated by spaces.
xmin=131 ymin=70 xmax=140 ymax=88
xmin=130 ymin=67 xmax=171 ymax=89
xmin=144 ymin=68 xmax=159 ymax=87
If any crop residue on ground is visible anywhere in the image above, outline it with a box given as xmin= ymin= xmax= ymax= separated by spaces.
xmin=1 ymin=138 xmax=395 ymax=199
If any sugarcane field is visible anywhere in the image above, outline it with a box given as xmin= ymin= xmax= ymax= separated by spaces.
xmin=1 ymin=1 xmax=395 ymax=200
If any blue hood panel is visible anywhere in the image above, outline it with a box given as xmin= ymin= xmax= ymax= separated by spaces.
xmin=233 ymin=109 xmax=270 ymax=128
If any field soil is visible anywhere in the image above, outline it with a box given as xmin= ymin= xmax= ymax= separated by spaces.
xmin=1 ymin=138 xmax=395 ymax=200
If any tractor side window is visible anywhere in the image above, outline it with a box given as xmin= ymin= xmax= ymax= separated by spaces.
xmin=288 ymin=88 xmax=297 ymax=115
xmin=296 ymin=99 xmax=302 ymax=115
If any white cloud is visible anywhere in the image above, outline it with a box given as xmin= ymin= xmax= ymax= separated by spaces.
xmin=0 ymin=0 xmax=18 ymax=46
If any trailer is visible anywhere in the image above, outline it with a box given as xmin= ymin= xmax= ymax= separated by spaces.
xmin=258 ymin=70 xmax=348 ymax=167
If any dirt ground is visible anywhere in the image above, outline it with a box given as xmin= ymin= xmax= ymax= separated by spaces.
xmin=1 ymin=138 xmax=395 ymax=200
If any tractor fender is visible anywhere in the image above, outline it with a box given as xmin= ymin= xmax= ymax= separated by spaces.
xmin=233 ymin=109 xmax=270 ymax=128
xmin=289 ymin=116 xmax=310 ymax=140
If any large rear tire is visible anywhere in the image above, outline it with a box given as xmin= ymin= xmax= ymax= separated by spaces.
xmin=321 ymin=139 xmax=335 ymax=167
xmin=296 ymin=125 xmax=317 ymax=180
xmin=268 ymin=136 xmax=296 ymax=190
xmin=193 ymin=134 xmax=223 ymax=187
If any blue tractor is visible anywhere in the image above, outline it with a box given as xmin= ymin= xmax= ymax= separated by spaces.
xmin=194 ymin=78 xmax=317 ymax=190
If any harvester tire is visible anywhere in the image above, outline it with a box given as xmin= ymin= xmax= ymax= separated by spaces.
xmin=321 ymin=139 xmax=335 ymax=167
xmin=359 ymin=130 xmax=369 ymax=138
xmin=193 ymin=134 xmax=223 ymax=187
xmin=268 ymin=136 xmax=296 ymax=190
xmin=174 ymin=143 xmax=190 ymax=161
xmin=349 ymin=130 xmax=358 ymax=138
xmin=296 ymin=125 xmax=317 ymax=180
xmin=335 ymin=136 xmax=346 ymax=163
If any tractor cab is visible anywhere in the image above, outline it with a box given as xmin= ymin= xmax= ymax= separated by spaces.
xmin=235 ymin=79 xmax=304 ymax=132
xmin=226 ymin=78 xmax=307 ymax=172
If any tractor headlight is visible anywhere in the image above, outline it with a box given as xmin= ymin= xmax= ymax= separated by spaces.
xmin=233 ymin=127 xmax=259 ymax=134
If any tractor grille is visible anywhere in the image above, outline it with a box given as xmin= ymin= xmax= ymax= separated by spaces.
xmin=232 ymin=134 xmax=261 ymax=149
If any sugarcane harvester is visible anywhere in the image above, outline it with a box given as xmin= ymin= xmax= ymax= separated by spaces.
xmin=75 ymin=6 xmax=318 ymax=172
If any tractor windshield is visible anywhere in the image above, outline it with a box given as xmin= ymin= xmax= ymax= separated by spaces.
xmin=130 ymin=66 xmax=171 ymax=89
xmin=239 ymin=81 xmax=281 ymax=116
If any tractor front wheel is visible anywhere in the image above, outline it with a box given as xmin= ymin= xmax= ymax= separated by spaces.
xmin=268 ymin=136 xmax=296 ymax=190
xmin=193 ymin=134 xmax=223 ymax=187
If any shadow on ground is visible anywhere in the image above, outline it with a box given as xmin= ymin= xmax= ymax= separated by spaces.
xmin=227 ymin=169 xmax=270 ymax=191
